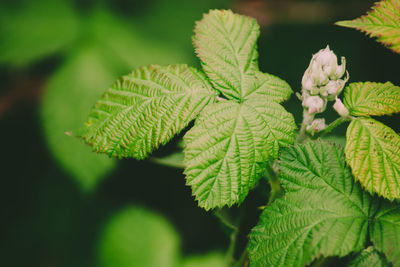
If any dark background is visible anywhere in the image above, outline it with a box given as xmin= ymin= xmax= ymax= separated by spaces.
xmin=1 ymin=0 xmax=399 ymax=266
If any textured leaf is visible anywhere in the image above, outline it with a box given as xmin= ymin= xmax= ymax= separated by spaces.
xmin=193 ymin=9 xmax=260 ymax=100
xmin=370 ymin=202 xmax=400 ymax=266
xmin=97 ymin=206 xmax=180 ymax=267
xmin=82 ymin=64 xmax=217 ymax=159
xmin=41 ymin=46 xmax=116 ymax=191
xmin=248 ymin=141 xmax=371 ymax=267
xmin=343 ymin=82 xmax=400 ymax=116
xmin=336 ymin=0 xmax=400 ymax=54
xmin=243 ymin=71 xmax=293 ymax=103
xmin=184 ymin=98 xmax=296 ymax=210
xmin=345 ymin=118 xmax=400 ymax=199
xmin=0 ymin=0 xmax=78 ymax=66
xmin=350 ymin=247 xmax=390 ymax=267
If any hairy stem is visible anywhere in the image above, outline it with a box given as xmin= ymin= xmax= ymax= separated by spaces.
xmin=296 ymin=110 xmax=315 ymax=143
xmin=313 ymin=116 xmax=349 ymax=139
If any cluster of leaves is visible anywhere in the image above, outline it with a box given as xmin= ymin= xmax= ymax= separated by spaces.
xmin=81 ymin=10 xmax=296 ymax=210
xmin=80 ymin=1 xmax=400 ymax=266
xmin=0 ymin=0 xmax=227 ymax=191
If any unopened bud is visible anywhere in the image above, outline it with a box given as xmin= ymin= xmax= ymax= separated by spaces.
xmin=303 ymin=95 xmax=326 ymax=114
xmin=306 ymin=118 xmax=327 ymax=135
xmin=333 ymin=97 xmax=349 ymax=117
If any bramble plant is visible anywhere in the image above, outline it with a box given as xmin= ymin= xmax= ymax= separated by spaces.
xmin=79 ymin=1 xmax=400 ymax=267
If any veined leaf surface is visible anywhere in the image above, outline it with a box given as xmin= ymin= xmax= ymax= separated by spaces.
xmin=343 ymin=82 xmax=400 ymax=116
xmin=336 ymin=0 xmax=400 ymax=54
xmin=83 ymin=64 xmax=217 ymax=159
xmin=345 ymin=118 xmax=400 ymax=199
xmin=349 ymin=247 xmax=390 ymax=267
xmin=248 ymin=142 xmax=371 ymax=267
xmin=184 ymin=98 xmax=295 ymax=210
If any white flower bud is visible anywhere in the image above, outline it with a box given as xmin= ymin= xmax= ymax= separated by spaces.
xmin=333 ymin=97 xmax=349 ymax=117
xmin=306 ymin=118 xmax=327 ymax=135
xmin=315 ymin=45 xmax=338 ymax=67
xmin=303 ymin=95 xmax=326 ymax=114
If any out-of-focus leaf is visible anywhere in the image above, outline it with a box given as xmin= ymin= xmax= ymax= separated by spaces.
xmin=89 ymin=8 xmax=191 ymax=71
xmin=151 ymin=151 xmax=185 ymax=169
xmin=41 ymin=45 xmax=117 ymax=191
xmin=0 ymin=0 xmax=79 ymax=66
xmin=182 ymin=252 xmax=226 ymax=267
xmin=98 ymin=206 xmax=180 ymax=267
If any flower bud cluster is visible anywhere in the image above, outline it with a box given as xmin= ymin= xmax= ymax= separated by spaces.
xmin=301 ymin=45 xmax=349 ymax=115
xmin=306 ymin=118 xmax=327 ymax=136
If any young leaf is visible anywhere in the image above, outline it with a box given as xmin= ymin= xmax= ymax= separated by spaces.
xmin=193 ymin=9 xmax=260 ymax=100
xmin=349 ymin=247 xmax=390 ymax=267
xmin=184 ymin=98 xmax=296 ymax=210
xmin=343 ymin=82 xmax=400 ymax=116
xmin=97 ymin=206 xmax=180 ymax=267
xmin=345 ymin=118 xmax=400 ymax=199
xmin=370 ymin=202 xmax=400 ymax=266
xmin=243 ymin=71 xmax=293 ymax=103
xmin=248 ymin=141 xmax=371 ymax=267
xmin=336 ymin=0 xmax=400 ymax=54
xmin=82 ymin=64 xmax=217 ymax=159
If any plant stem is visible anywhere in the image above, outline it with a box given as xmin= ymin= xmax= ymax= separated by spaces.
xmin=296 ymin=110 xmax=315 ymax=143
xmin=313 ymin=116 xmax=349 ymax=139
xmin=265 ymin=162 xmax=282 ymax=204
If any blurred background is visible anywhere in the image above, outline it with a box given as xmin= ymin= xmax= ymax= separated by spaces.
xmin=1 ymin=0 xmax=399 ymax=266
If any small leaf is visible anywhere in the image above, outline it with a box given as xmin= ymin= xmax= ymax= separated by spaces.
xmin=82 ymin=64 xmax=217 ymax=159
xmin=97 ymin=206 xmax=180 ymax=267
xmin=184 ymin=98 xmax=295 ymax=210
xmin=336 ymin=0 xmax=400 ymax=54
xmin=248 ymin=141 xmax=371 ymax=267
xmin=343 ymin=82 xmax=400 ymax=116
xmin=350 ymin=247 xmax=391 ymax=267
xmin=345 ymin=118 xmax=400 ymax=199
xmin=151 ymin=151 xmax=185 ymax=169
xmin=193 ymin=9 xmax=260 ymax=100
xmin=370 ymin=202 xmax=400 ymax=266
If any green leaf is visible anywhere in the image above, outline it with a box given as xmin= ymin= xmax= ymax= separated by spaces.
xmin=248 ymin=141 xmax=371 ymax=267
xmin=41 ymin=45 xmax=116 ymax=191
xmin=370 ymin=202 xmax=400 ymax=266
xmin=97 ymin=206 xmax=180 ymax=267
xmin=193 ymin=9 xmax=260 ymax=100
xmin=82 ymin=64 xmax=217 ymax=159
xmin=343 ymin=82 xmax=400 ymax=116
xmin=151 ymin=151 xmax=185 ymax=169
xmin=0 ymin=0 xmax=79 ymax=66
xmin=336 ymin=0 xmax=400 ymax=54
xmin=350 ymin=247 xmax=391 ymax=267
xmin=184 ymin=97 xmax=296 ymax=210
xmin=182 ymin=252 xmax=226 ymax=267
xmin=345 ymin=118 xmax=400 ymax=199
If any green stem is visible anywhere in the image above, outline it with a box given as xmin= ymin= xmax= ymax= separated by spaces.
xmin=313 ymin=116 xmax=349 ymax=139
xmin=296 ymin=110 xmax=315 ymax=143
xmin=265 ymin=162 xmax=282 ymax=204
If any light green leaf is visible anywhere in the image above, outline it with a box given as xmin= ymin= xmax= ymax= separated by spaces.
xmin=345 ymin=118 xmax=400 ymax=199
xmin=82 ymin=64 xmax=217 ymax=159
xmin=184 ymin=97 xmax=295 ymax=210
xmin=336 ymin=0 xmax=400 ymax=54
xmin=248 ymin=141 xmax=371 ymax=267
xmin=182 ymin=252 xmax=226 ymax=267
xmin=350 ymin=247 xmax=390 ymax=267
xmin=151 ymin=151 xmax=185 ymax=169
xmin=97 ymin=206 xmax=180 ymax=267
xmin=41 ymin=45 xmax=116 ymax=191
xmin=193 ymin=9 xmax=260 ymax=100
xmin=0 ymin=0 xmax=79 ymax=66
xmin=370 ymin=202 xmax=400 ymax=266
xmin=343 ymin=82 xmax=400 ymax=116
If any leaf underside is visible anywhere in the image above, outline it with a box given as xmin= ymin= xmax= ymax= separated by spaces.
xmin=343 ymin=82 xmax=400 ymax=116
xmin=345 ymin=118 xmax=400 ymax=200
xmin=349 ymin=247 xmax=390 ymax=267
xmin=248 ymin=141 xmax=371 ymax=267
xmin=336 ymin=0 xmax=400 ymax=54
xmin=82 ymin=64 xmax=217 ymax=159
xmin=184 ymin=98 xmax=295 ymax=210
